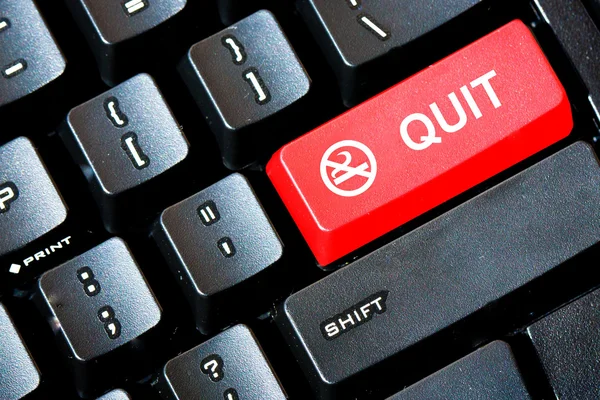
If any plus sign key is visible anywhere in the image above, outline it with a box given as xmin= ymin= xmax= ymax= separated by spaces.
xmin=267 ymin=21 xmax=573 ymax=266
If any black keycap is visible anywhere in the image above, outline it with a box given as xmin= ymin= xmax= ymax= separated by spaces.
xmin=217 ymin=0 xmax=265 ymax=25
xmin=160 ymin=324 xmax=286 ymax=399
xmin=279 ymin=142 xmax=600 ymax=398
xmin=534 ymin=0 xmax=600 ymax=118
xmin=0 ymin=0 xmax=66 ymax=107
xmin=97 ymin=389 xmax=131 ymax=400
xmin=0 ymin=137 xmax=67 ymax=257
xmin=298 ymin=0 xmax=482 ymax=106
xmin=0 ymin=304 xmax=40 ymax=400
xmin=179 ymin=10 xmax=311 ymax=170
xmin=388 ymin=341 xmax=531 ymax=399
xmin=60 ymin=73 xmax=189 ymax=231
xmin=36 ymin=238 xmax=161 ymax=392
xmin=527 ymin=287 xmax=600 ymax=399
xmin=65 ymin=0 xmax=186 ymax=85
xmin=153 ymin=173 xmax=283 ymax=334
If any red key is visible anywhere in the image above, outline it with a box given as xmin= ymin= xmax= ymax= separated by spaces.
xmin=267 ymin=20 xmax=572 ymax=266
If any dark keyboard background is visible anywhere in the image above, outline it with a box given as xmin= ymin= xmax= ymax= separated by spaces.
xmin=2 ymin=0 xmax=600 ymax=398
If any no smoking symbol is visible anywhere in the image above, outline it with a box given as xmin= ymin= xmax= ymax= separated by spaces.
xmin=320 ymin=140 xmax=377 ymax=197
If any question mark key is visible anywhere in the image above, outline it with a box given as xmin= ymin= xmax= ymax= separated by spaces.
xmin=162 ymin=325 xmax=287 ymax=398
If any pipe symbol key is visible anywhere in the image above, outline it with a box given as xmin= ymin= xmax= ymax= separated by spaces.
xmin=201 ymin=354 xmax=224 ymax=382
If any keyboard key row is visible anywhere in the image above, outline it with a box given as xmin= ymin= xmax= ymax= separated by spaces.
xmin=279 ymin=141 xmax=600 ymax=397
xmin=3 ymin=142 xmax=600 ymax=397
xmin=268 ymin=20 xmax=572 ymax=266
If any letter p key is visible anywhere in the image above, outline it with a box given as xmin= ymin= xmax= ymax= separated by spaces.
xmin=0 ymin=182 xmax=19 ymax=214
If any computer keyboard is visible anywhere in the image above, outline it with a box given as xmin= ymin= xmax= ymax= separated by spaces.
xmin=2 ymin=0 xmax=600 ymax=399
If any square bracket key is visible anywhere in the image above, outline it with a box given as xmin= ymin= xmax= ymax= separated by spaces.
xmin=61 ymin=73 xmax=189 ymax=230
xmin=179 ymin=10 xmax=311 ymax=170
xmin=0 ymin=0 xmax=66 ymax=107
xmin=154 ymin=173 xmax=283 ymax=333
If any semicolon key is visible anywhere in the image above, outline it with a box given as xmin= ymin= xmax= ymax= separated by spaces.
xmin=267 ymin=20 xmax=572 ymax=267
xmin=36 ymin=238 xmax=162 ymax=394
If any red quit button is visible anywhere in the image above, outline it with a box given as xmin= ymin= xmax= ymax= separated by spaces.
xmin=267 ymin=20 xmax=573 ymax=267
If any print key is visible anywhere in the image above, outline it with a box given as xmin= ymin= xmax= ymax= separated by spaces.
xmin=179 ymin=10 xmax=311 ymax=170
xmin=60 ymin=73 xmax=189 ymax=231
xmin=153 ymin=174 xmax=283 ymax=333
xmin=267 ymin=20 xmax=572 ymax=267
xmin=36 ymin=238 xmax=161 ymax=395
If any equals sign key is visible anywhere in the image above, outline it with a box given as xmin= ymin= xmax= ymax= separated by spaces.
xmin=122 ymin=0 xmax=149 ymax=16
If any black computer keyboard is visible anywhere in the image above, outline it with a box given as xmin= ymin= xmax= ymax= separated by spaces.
xmin=2 ymin=0 xmax=600 ymax=399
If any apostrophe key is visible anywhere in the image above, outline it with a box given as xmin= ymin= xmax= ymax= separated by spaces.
xmin=0 ymin=304 xmax=41 ymax=400
xmin=268 ymin=21 xmax=572 ymax=267
xmin=279 ymin=142 xmax=600 ymax=398
xmin=388 ymin=342 xmax=532 ymax=399
xmin=527 ymin=287 xmax=600 ymax=399
xmin=60 ymin=73 xmax=189 ymax=232
xmin=0 ymin=0 xmax=66 ymax=108
xmin=153 ymin=173 xmax=283 ymax=334
xmin=36 ymin=238 xmax=161 ymax=396
xmin=0 ymin=137 xmax=67 ymax=257
xmin=159 ymin=325 xmax=286 ymax=399
xmin=64 ymin=0 xmax=186 ymax=85
xmin=179 ymin=10 xmax=311 ymax=170
xmin=298 ymin=0 xmax=482 ymax=106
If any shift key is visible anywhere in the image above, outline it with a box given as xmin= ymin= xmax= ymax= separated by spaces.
xmin=267 ymin=20 xmax=572 ymax=266
xmin=280 ymin=142 xmax=600 ymax=398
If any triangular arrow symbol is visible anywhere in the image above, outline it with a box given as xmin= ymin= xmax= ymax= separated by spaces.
xmin=9 ymin=264 xmax=21 ymax=274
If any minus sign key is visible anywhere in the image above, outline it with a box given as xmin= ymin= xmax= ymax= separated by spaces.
xmin=2 ymin=59 xmax=27 ymax=79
